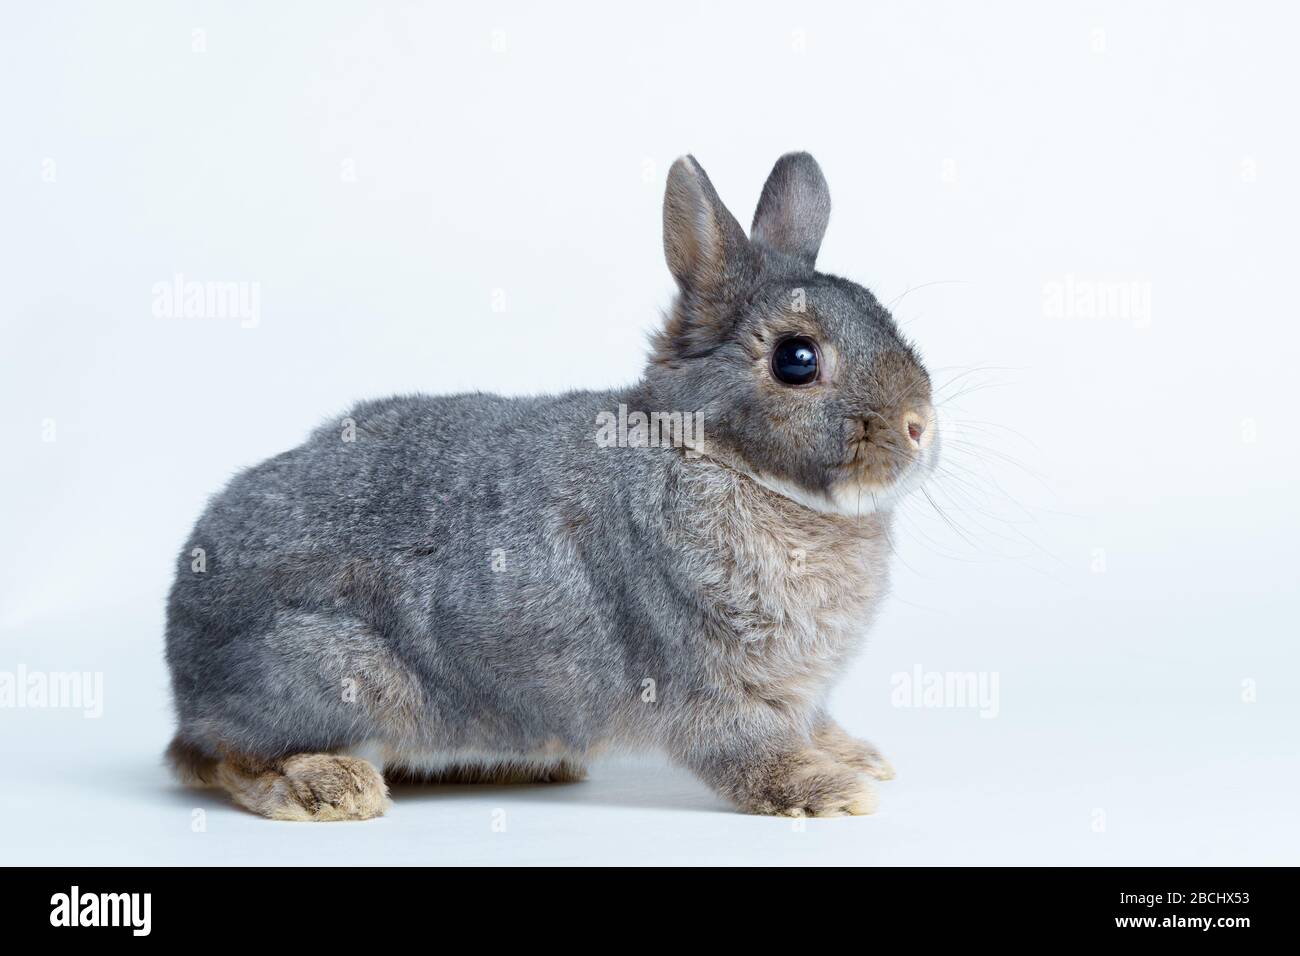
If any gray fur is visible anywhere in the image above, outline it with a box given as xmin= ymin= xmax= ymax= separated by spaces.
xmin=165 ymin=152 xmax=937 ymax=816
xmin=750 ymin=150 xmax=832 ymax=265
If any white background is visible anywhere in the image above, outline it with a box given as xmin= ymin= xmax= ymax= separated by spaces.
xmin=2 ymin=1 xmax=1297 ymax=865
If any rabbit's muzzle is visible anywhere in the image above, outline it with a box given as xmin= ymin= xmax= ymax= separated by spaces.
xmin=844 ymin=402 xmax=935 ymax=487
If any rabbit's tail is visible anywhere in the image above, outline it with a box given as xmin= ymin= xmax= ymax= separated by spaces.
xmin=165 ymin=735 xmax=219 ymax=787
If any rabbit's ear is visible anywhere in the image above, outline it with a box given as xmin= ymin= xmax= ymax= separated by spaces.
xmin=751 ymin=152 xmax=831 ymax=266
xmin=663 ymin=155 xmax=752 ymax=297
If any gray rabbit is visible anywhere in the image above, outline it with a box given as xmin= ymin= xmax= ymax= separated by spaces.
xmin=165 ymin=152 xmax=939 ymax=820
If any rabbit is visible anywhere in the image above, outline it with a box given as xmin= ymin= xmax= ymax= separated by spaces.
xmin=164 ymin=152 xmax=939 ymax=820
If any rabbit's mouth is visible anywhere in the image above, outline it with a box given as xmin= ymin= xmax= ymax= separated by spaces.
xmin=738 ymin=413 xmax=938 ymax=519
xmin=821 ymin=407 xmax=940 ymax=515
xmin=838 ymin=404 xmax=935 ymax=478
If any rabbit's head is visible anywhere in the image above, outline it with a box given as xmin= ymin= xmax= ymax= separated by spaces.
xmin=648 ymin=152 xmax=938 ymax=516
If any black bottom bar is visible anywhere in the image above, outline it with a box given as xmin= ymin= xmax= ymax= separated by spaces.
xmin=2 ymin=866 xmax=1287 ymax=941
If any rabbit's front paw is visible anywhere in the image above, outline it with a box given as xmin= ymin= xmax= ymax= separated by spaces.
xmin=738 ymin=749 xmax=879 ymax=818
xmin=813 ymin=721 xmax=896 ymax=781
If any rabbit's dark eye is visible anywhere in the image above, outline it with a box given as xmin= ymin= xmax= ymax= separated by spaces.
xmin=771 ymin=337 xmax=820 ymax=386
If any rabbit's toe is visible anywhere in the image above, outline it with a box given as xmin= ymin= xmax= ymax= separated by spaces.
xmin=778 ymin=781 xmax=879 ymax=818
xmin=738 ymin=750 xmax=880 ymax=818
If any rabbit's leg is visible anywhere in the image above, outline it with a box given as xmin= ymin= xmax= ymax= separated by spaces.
xmin=811 ymin=718 xmax=896 ymax=781
xmin=212 ymin=751 xmax=390 ymax=822
xmin=681 ymin=735 xmax=878 ymax=817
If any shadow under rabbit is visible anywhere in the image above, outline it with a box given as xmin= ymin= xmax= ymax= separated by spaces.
xmin=388 ymin=760 xmax=730 ymax=815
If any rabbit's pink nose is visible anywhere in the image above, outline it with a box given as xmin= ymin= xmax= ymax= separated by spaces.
xmin=903 ymin=410 xmax=930 ymax=448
